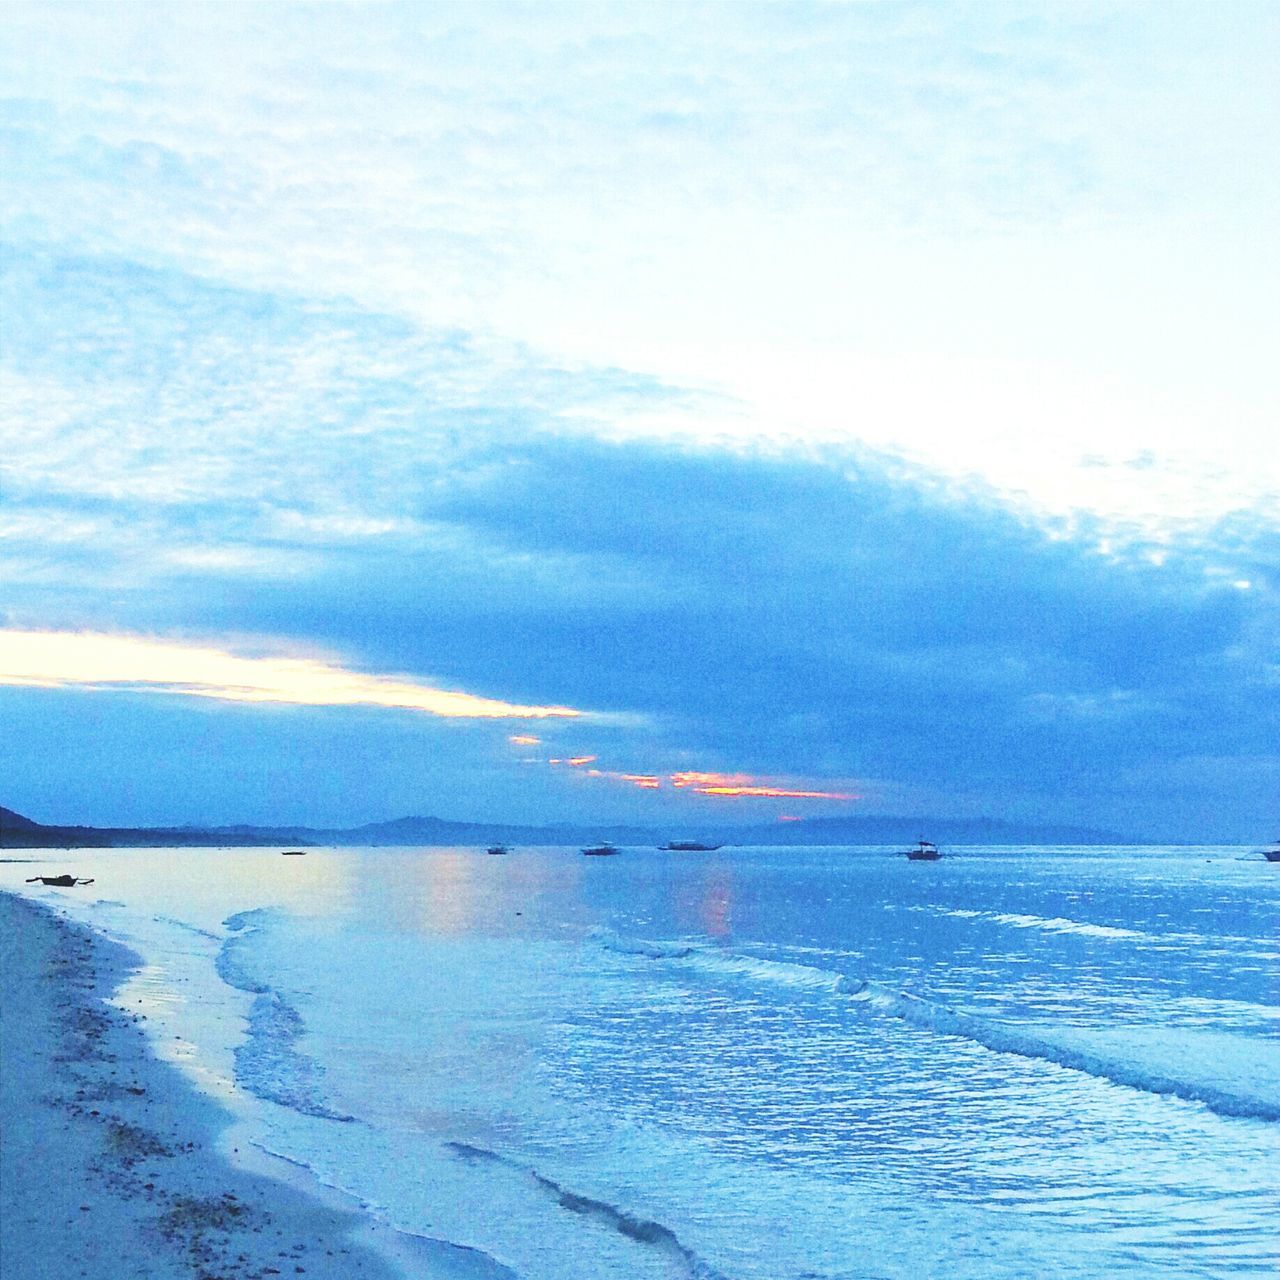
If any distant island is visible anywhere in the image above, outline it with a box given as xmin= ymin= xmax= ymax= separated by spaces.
xmin=1 ymin=803 xmax=1130 ymax=849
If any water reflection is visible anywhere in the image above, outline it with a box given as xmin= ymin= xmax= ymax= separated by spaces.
xmin=342 ymin=846 xmax=591 ymax=939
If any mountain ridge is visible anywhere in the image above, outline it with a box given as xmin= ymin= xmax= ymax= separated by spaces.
xmin=1 ymin=803 xmax=1136 ymax=848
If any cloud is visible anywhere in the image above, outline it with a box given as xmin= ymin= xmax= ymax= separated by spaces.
xmin=4 ymin=2 xmax=1275 ymax=532
xmin=543 ymin=757 xmax=857 ymax=801
xmin=1 ymin=240 xmax=1274 ymax=838
xmin=0 ymin=629 xmax=583 ymax=720
xmin=1 ymin=7 xmax=1277 ymax=837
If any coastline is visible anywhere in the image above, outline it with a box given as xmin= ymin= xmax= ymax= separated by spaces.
xmin=0 ymin=890 xmax=461 ymax=1280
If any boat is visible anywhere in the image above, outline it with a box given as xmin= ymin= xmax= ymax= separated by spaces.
xmin=659 ymin=841 xmax=722 ymax=851
xmin=903 ymin=839 xmax=942 ymax=861
xmin=1262 ymin=839 xmax=1280 ymax=862
xmin=486 ymin=844 xmax=512 ymax=855
xmin=281 ymin=849 xmax=307 ymax=856
xmin=581 ymin=843 xmax=620 ymax=856
xmin=25 ymin=874 xmax=95 ymax=886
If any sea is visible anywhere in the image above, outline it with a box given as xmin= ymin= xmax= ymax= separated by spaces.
xmin=6 ymin=844 xmax=1278 ymax=1279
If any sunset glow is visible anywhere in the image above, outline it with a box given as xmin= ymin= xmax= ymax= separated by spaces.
xmin=670 ymin=772 xmax=858 ymax=800
xmin=0 ymin=630 xmax=583 ymax=721
xmin=544 ymin=756 xmax=855 ymax=799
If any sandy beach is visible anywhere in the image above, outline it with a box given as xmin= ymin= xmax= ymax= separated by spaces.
xmin=0 ymin=889 xmax=445 ymax=1280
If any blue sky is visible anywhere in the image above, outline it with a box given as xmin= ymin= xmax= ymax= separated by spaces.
xmin=1 ymin=2 xmax=1276 ymax=839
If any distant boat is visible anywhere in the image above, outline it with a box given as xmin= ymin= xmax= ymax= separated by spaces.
xmin=581 ymin=843 xmax=620 ymax=857
xmin=903 ymin=839 xmax=942 ymax=861
xmin=486 ymin=844 xmax=512 ymax=855
xmin=281 ymin=849 xmax=307 ymax=856
xmin=1262 ymin=839 xmax=1280 ymax=863
xmin=659 ymin=841 xmax=722 ymax=851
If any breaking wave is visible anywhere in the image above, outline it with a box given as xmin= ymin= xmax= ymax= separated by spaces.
xmin=592 ymin=928 xmax=860 ymax=995
xmin=446 ymin=1141 xmax=731 ymax=1280
xmin=849 ymin=982 xmax=1280 ymax=1122
xmin=597 ymin=931 xmax=1280 ymax=1123
xmin=152 ymin=913 xmax=223 ymax=942
xmin=905 ymin=905 xmax=1146 ymax=940
xmin=906 ymin=906 xmax=1280 ymax=963
xmin=216 ymin=907 xmax=353 ymax=1122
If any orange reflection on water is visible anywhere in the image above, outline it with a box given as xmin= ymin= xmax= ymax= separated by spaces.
xmin=700 ymin=867 xmax=733 ymax=937
xmin=672 ymin=860 xmax=735 ymax=938
xmin=414 ymin=850 xmax=481 ymax=937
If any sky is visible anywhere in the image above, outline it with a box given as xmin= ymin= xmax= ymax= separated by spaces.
xmin=1 ymin=1 xmax=1277 ymax=841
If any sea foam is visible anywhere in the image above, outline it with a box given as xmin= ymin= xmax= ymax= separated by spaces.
xmin=217 ymin=908 xmax=353 ymax=1122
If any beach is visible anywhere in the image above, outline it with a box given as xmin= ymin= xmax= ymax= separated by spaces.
xmin=0 ymin=890 xmax=448 ymax=1280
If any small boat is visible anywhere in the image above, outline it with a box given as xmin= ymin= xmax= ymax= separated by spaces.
xmin=659 ymin=841 xmax=722 ymax=851
xmin=903 ymin=839 xmax=942 ymax=861
xmin=486 ymin=844 xmax=512 ymax=855
xmin=581 ymin=843 xmax=620 ymax=857
xmin=25 ymin=874 xmax=94 ymax=887
xmin=1262 ymin=839 xmax=1280 ymax=862
xmin=281 ymin=849 xmax=307 ymax=856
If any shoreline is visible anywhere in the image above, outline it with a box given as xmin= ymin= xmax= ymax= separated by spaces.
xmin=0 ymin=890 xmax=467 ymax=1280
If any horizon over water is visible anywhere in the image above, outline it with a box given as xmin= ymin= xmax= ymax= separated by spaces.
xmin=6 ymin=843 xmax=1277 ymax=1279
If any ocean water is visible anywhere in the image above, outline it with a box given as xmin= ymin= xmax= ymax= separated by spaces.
xmin=6 ymin=844 xmax=1278 ymax=1279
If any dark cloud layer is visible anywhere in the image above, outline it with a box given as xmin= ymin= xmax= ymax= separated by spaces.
xmin=2 ymin=248 xmax=1276 ymax=838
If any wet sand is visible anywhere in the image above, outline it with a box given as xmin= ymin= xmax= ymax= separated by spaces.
xmin=0 ymin=890 xmax=437 ymax=1280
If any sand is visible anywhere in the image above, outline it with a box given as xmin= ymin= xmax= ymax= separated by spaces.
xmin=0 ymin=890 xmax=457 ymax=1280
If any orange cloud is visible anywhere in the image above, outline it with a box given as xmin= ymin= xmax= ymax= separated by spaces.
xmin=509 ymin=734 xmax=541 ymax=745
xmin=0 ymin=629 xmax=583 ymax=721
xmin=670 ymin=771 xmax=857 ymax=800
xmin=543 ymin=754 xmax=856 ymax=800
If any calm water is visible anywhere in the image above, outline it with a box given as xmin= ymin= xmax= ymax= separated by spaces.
xmin=6 ymin=845 xmax=1278 ymax=1279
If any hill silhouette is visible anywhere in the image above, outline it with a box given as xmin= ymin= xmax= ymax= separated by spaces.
xmin=1 ymin=804 xmax=1128 ymax=849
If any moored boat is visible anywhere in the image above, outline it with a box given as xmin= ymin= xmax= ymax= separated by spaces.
xmin=1262 ymin=839 xmax=1280 ymax=862
xmin=486 ymin=844 xmax=512 ymax=855
xmin=659 ymin=840 xmax=722 ymax=851
xmin=581 ymin=843 xmax=619 ymax=856
xmin=903 ymin=839 xmax=942 ymax=861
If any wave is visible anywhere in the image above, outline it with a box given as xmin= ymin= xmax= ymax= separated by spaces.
xmin=446 ymin=1142 xmax=730 ymax=1280
xmin=987 ymin=913 xmax=1145 ymax=940
xmin=224 ymin=906 xmax=278 ymax=932
xmin=592 ymin=928 xmax=859 ymax=995
xmin=850 ymin=982 xmax=1280 ymax=1122
xmin=907 ymin=905 xmax=1146 ymax=940
xmin=912 ymin=906 xmax=1280 ymax=959
xmin=215 ymin=908 xmax=353 ymax=1122
xmin=597 ymin=932 xmax=1280 ymax=1123
xmin=151 ymin=913 xmax=223 ymax=942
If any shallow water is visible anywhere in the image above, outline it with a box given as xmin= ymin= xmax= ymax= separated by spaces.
xmin=7 ymin=844 xmax=1278 ymax=1279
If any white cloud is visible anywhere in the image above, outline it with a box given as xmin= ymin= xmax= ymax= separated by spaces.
xmin=1 ymin=3 xmax=1277 ymax=535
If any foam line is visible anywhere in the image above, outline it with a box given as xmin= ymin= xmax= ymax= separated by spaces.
xmin=215 ymin=908 xmax=354 ymax=1122
xmin=446 ymin=1142 xmax=731 ymax=1280
xmin=851 ymin=983 xmax=1280 ymax=1122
